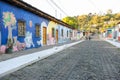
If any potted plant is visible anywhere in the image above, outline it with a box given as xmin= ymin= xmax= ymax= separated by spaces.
xmin=6 ymin=38 xmax=13 ymax=53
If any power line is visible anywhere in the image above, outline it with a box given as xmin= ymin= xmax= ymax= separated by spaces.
xmin=47 ymin=0 xmax=56 ymax=10
xmin=88 ymin=0 xmax=103 ymax=15
xmin=49 ymin=0 xmax=68 ymax=16
xmin=47 ymin=0 xmax=58 ymax=17
xmin=54 ymin=0 xmax=68 ymax=15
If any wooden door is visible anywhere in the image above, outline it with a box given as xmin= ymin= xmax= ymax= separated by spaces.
xmin=43 ymin=27 xmax=47 ymax=45
xmin=56 ymin=30 xmax=58 ymax=43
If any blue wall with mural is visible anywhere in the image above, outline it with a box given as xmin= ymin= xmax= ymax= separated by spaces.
xmin=0 ymin=1 xmax=73 ymax=53
xmin=0 ymin=1 xmax=49 ymax=50
xmin=0 ymin=7 xmax=2 ymax=46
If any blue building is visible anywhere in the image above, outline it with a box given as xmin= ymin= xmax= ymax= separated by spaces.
xmin=0 ymin=0 xmax=74 ymax=53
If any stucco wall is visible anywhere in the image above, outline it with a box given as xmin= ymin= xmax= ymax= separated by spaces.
xmin=0 ymin=1 xmax=72 ymax=53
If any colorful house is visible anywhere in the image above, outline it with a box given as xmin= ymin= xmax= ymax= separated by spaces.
xmin=116 ymin=23 xmax=120 ymax=41
xmin=111 ymin=23 xmax=120 ymax=41
xmin=106 ymin=28 xmax=114 ymax=39
xmin=105 ymin=24 xmax=120 ymax=41
xmin=0 ymin=0 xmax=75 ymax=53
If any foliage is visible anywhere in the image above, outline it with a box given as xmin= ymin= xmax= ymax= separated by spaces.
xmin=3 ymin=12 xmax=16 ymax=28
xmin=62 ymin=10 xmax=120 ymax=33
xmin=62 ymin=16 xmax=78 ymax=29
xmin=114 ymin=13 xmax=120 ymax=20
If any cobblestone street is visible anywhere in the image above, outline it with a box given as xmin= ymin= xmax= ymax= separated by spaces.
xmin=1 ymin=40 xmax=120 ymax=80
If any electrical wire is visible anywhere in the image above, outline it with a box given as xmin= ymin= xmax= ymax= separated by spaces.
xmin=49 ymin=0 xmax=68 ymax=16
xmin=88 ymin=0 xmax=103 ymax=15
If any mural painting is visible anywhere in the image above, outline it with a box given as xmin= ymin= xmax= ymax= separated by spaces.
xmin=29 ymin=20 xmax=32 ymax=28
xmin=1 ymin=12 xmax=17 ymax=53
xmin=0 ymin=1 xmax=77 ymax=54
xmin=1 ymin=12 xmax=26 ymax=53
xmin=13 ymin=37 xmax=26 ymax=51
xmin=0 ymin=45 xmax=6 ymax=54
xmin=24 ymin=31 xmax=34 ymax=48
xmin=3 ymin=12 xmax=16 ymax=42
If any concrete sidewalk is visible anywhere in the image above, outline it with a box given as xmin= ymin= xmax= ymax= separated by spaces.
xmin=0 ymin=40 xmax=84 ymax=78
xmin=0 ymin=40 xmax=78 ymax=62
xmin=105 ymin=39 xmax=120 ymax=48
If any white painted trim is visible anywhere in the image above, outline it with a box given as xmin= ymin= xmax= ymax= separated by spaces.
xmin=41 ymin=22 xmax=47 ymax=46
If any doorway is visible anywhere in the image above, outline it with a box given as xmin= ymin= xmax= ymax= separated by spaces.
xmin=43 ymin=27 xmax=47 ymax=45
xmin=56 ymin=30 xmax=58 ymax=43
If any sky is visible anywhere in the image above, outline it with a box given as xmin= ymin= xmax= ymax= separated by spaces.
xmin=23 ymin=0 xmax=120 ymax=19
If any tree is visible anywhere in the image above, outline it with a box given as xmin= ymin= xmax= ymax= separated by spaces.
xmin=77 ymin=15 xmax=88 ymax=30
xmin=62 ymin=16 xmax=78 ymax=29
xmin=114 ymin=13 xmax=120 ymax=20
xmin=3 ymin=12 xmax=16 ymax=43
xmin=62 ymin=10 xmax=120 ymax=33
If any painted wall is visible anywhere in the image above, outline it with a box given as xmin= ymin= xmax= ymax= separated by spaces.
xmin=106 ymin=29 xmax=113 ymax=39
xmin=118 ymin=24 xmax=120 ymax=41
xmin=0 ymin=7 xmax=2 ymax=46
xmin=0 ymin=1 xmax=72 ymax=53
xmin=58 ymin=25 xmax=71 ymax=43
xmin=46 ymin=22 xmax=71 ymax=45
xmin=0 ymin=1 xmax=49 ymax=52
xmin=47 ymin=21 xmax=57 ymax=45
xmin=71 ymin=30 xmax=78 ymax=40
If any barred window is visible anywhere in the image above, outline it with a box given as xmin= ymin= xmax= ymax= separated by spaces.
xmin=35 ymin=24 xmax=40 ymax=37
xmin=67 ymin=30 xmax=68 ymax=37
xmin=70 ymin=31 xmax=72 ymax=37
xmin=52 ymin=28 xmax=55 ymax=37
xmin=18 ymin=20 xmax=26 ymax=36
xmin=61 ymin=29 xmax=63 ymax=37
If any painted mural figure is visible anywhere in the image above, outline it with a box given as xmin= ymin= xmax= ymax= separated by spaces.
xmin=24 ymin=31 xmax=34 ymax=48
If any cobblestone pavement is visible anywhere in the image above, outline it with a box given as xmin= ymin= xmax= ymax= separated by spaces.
xmin=1 ymin=40 xmax=120 ymax=80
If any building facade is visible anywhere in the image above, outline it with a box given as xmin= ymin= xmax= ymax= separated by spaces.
xmin=0 ymin=0 xmax=77 ymax=53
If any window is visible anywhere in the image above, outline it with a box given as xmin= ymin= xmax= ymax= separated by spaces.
xmin=35 ymin=24 xmax=40 ymax=37
xmin=18 ymin=20 xmax=26 ymax=36
xmin=70 ymin=31 xmax=72 ymax=37
xmin=61 ymin=29 xmax=63 ymax=37
xmin=67 ymin=31 xmax=68 ymax=37
xmin=52 ymin=28 xmax=55 ymax=37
